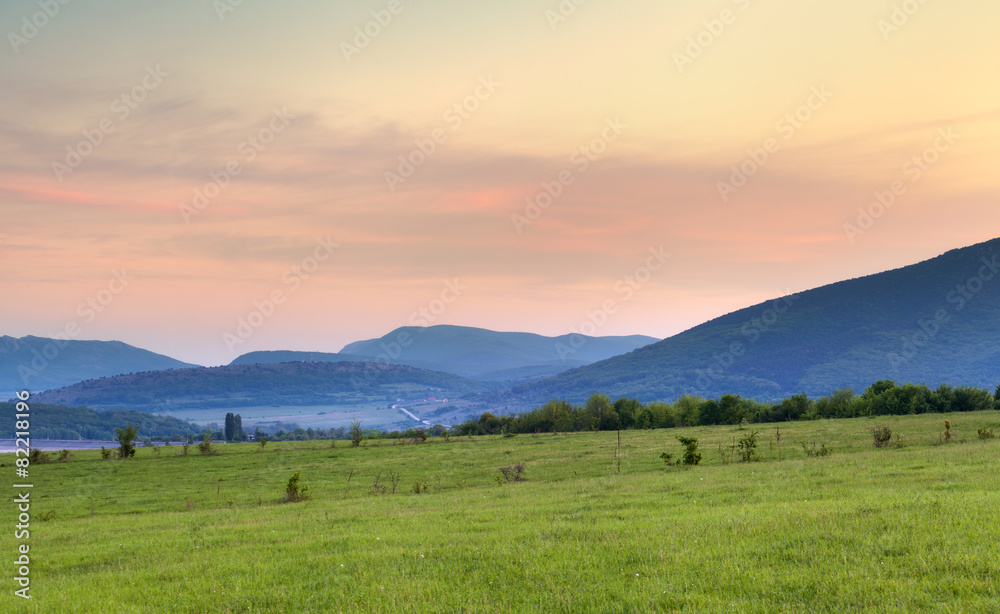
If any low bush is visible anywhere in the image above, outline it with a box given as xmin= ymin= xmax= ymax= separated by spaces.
xmin=802 ymin=442 xmax=831 ymax=457
xmin=285 ymin=471 xmax=309 ymax=502
xmin=872 ymin=425 xmax=892 ymax=448
xmin=498 ymin=464 xmax=526 ymax=482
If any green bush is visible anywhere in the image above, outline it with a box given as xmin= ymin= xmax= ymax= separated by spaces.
xmin=978 ymin=426 xmax=994 ymax=440
xmin=737 ymin=431 xmax=760 ymax=462
xmin=677 ymin=436 xmax=701 ymax=466
xmin=285 ymin=471 xmax=309 ymax=502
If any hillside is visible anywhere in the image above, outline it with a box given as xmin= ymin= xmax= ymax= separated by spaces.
xmin=508 ymin=238 xmax=1000 ymax=403
xmin=233 ymin=325 xmax=657 ymax=381
xmin=1 ymin=335 xmax=198 ymax=394
xmin=29 ymin=361 xmax=491 ymax=412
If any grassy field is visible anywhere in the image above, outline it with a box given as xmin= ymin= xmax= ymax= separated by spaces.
xmin=4 ymin=411 xmax=1000 ymax=613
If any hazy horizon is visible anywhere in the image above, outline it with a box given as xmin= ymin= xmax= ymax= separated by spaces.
xmin=3 ymin=0 xmax=999 ymax=366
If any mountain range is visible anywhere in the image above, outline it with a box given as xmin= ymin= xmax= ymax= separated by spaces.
xmin=8 ymin=238 xmax=1000 ymax=418
xmin=233 ymin=325 xmax=660 ymax=380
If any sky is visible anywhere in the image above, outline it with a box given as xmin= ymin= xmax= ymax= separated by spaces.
xmin=1 ymin=0 xmax=999 ymax=367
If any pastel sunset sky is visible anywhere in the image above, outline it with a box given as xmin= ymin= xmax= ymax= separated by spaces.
xmin=2 ymin=0 xmax=999 ymax=366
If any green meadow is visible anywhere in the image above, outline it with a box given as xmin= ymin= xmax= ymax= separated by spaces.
xmin=4 ymin=411 xmax=1000 ymax=613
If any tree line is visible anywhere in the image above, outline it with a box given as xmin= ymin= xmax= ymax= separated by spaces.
xmin=451 ymin=381 xmax=1000 ymax=436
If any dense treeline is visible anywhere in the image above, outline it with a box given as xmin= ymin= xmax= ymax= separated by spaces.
xmin=453 ymin=381 xmax=1000 ymax=436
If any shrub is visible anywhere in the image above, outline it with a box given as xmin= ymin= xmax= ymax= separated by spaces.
xmin=412 ymin=481 xmax=428 ymax=494
xmin=115 ymin=424 xmax=139 ymax=459
xmin=197 ymin=430 xmax=213 ymax=455
xmin=413 ymin=428 xmax=428 ymax=443
xmin=29 ymin=448 xmax=51 ymax=464
xmin=659 ymin=452 xmax=675 ymax=466
xmin=284 ymin=471 xmax=309 ymax=502
xmin=737 ymin=431 xmax=760 ymax=462
xmin=677 ymin=436 xmax=701 ymax=466
xmin=498 ymin=463 xmax=526 ymax=482
xmin=258 ymin=435 xmax=267 ymax=448
xmin=940 ymin=420 xmax=953 ymax=443
xmin=181 ymin=443 xmax=190 ymax=456
xmin=978 ymin=426 xmax=994 ymax=439
xmin=100 ymin=446 xmax=112 ymax=460
xmin=57 ymin=449 xmax=70 ymax=462
xmin=802 ymin=442 xmax=831 ymax=457
xmin=872 ymin=425 xmax=892 ymax=448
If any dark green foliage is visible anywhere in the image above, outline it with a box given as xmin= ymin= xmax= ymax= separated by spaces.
xmin=29 ymin=448 xmax=51 ymax=464
xmin=284 ymin=471 xmax=309 ymax=502
xmin=224 ymin=413 xmax=236 ymax=442
xmin=659 ymin=452 xmax=675 ymax=466
xmin=115 ymin=424 xmax=139 ymax=459
xmin=737 ymin=431 xmax=760 ymax=462
xmin=978 ymin=426 xmax=994 ymax=439
xmin=99 ymin=446 xmax=112 ymax=460
xmin=258 ymin=434 xmax=267 ymax=448
xmin=677 ymin=436 xmax=701 ymax=466
xmin=872 ymin=425 xmax=893 ymax=448
xmin=57 ymin=449 xmax=70 ymax=462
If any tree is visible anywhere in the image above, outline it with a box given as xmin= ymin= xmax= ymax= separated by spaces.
xmin=234 ymin=414 xmax=245 ymax=441
xmin=349 ymin=419 xmax=363 ymax=447
xmin=995 ymin=384 xmax=1000 ymax=403
xmin=115 ymin=424 xmax=139 ymax=459
xmin=224 ymin=412 xmax=236 ymax=442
